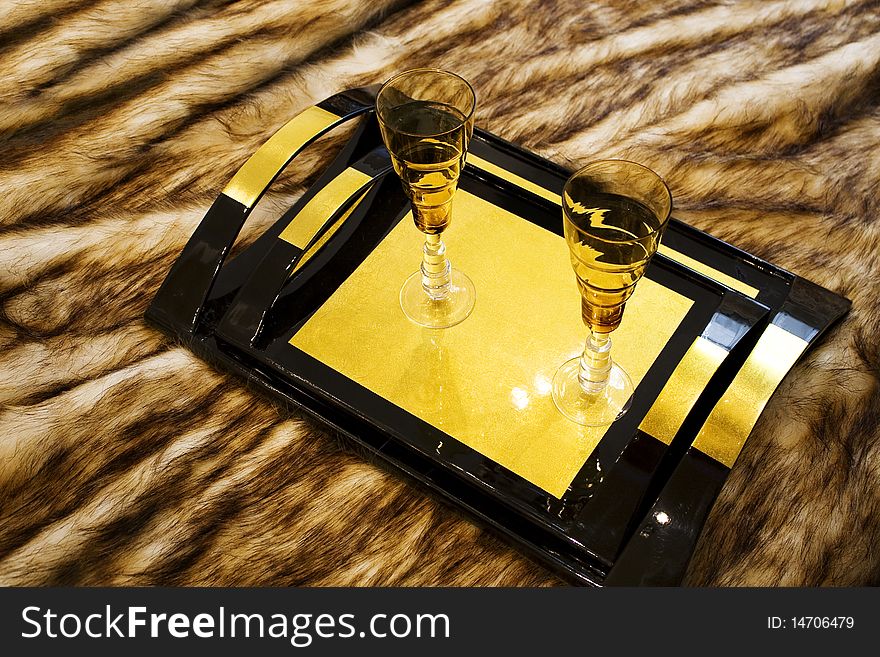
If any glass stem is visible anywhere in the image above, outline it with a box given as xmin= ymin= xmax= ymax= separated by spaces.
xmin=421 ymin=233 xmax=452 ymax=300
xmin=578 ymin=330 xmax=612 ymax=394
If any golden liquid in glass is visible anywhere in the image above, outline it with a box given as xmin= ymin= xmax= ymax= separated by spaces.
xmin=563 ymin=191 xmax=662 ymax=333
xmin=379 ymin=100 xmax=467 ymax=234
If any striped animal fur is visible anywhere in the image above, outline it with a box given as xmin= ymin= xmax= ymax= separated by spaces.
xmin=1 ymin=0 xmax=879 ymax=586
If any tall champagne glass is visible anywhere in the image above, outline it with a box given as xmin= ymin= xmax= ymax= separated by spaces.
xmin=552 ymin=160 xmax=672 ymax=426
xmin=376 ymin=68 xmax=476 ymax=328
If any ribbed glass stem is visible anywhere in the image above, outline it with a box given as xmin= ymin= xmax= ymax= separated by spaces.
xmin=420 ymin=233 xmax=452 ymax=300
xmin=578 ymin=331 xmax=612 ymax=394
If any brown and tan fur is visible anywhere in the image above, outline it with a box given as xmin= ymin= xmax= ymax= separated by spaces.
xmin=0 ymin=0 xmax=879 ymax=586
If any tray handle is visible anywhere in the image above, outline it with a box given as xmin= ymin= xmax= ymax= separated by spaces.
xmin=215 ymin=146 xmax=393 ymax=348
xmin=147 ymin=86 xmax=379 ymax=338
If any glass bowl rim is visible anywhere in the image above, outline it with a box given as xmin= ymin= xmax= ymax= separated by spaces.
xmin=562 ymin=158 xmax=673 ymax=245
xmin=375 ymin=67 xmax=477 ymax=137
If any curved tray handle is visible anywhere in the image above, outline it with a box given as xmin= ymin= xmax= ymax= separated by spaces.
xmin=148 ymin=86 xmax=379 ymax=338
xmin=215 ymin=146 xmax=393 ymax=348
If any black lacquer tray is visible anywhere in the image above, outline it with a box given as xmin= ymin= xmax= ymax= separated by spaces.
xmin=146 ymin=86 xmax=850 ymax=586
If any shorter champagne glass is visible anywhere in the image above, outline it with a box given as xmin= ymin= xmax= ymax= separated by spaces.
xmin=376 ymin=68 xmax=476 ymax=329
xmin=552 ymin=160 xmax=672 ymax=426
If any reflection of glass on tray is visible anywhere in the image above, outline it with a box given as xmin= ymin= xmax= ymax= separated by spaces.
xmin=290 ymin=190 xmax=692 ymax=498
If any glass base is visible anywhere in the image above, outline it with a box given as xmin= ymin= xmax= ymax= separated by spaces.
xmin=551 ymin=357 xmax=633 ymax=426
xmin=400 ymin=269 xmax=476 ymax=328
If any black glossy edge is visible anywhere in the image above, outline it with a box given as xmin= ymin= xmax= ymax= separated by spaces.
xmin=569 ymin=293 xmax=773 ymax=566
xmin=605 ymin=282 xmax=851 ymax=586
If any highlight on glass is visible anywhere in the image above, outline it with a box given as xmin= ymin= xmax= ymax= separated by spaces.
xmin=376 ymin=68 xmax=477 ymax=328
xmin=552 ymin=160 xmax=672 ymax=426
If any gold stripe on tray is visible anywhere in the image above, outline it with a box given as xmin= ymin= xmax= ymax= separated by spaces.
xmin=639 ymin=336 xmax=729 ymax=445
xmin=292 ymin=189 xmax=371 ymax=274
xmin=467 ymin=153 xmax=560 ymax=205
xmin=290 ymin=190 xmax=693 ymax=498
xmin=466 ymin=153 xmax=760 ymax=299
xmin=691 ymin=323 xmax=808 ymax=468
xmin=279 ymin=167 xmax=373 ymax=250
xmin=224 ymin=105 xmax=342 ymax=208
xmin=656 ymin=244 xmax=759 ymax=299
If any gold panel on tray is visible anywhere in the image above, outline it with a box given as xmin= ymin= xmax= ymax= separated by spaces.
xmin=692 ymin=323 xmax=809 ymax=468
xmin=279 ymin=167 xmax=373 ymax=249
xmin=639 ymin=336 xmax=728 ymax=445
xmin=291 ymin=190 xmax=694 ymax=498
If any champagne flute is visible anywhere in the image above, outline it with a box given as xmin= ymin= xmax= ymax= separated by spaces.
xmin=376 ymin=68 xmax=476 ymax=328
xmin=552 ymin=160 xmax=672 ymax=426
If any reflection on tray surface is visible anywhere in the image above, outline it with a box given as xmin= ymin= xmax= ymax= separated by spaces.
xmin=290 ymin=190 xmax=693 ymax=498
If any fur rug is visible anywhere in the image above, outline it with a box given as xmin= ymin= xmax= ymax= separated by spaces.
xmin=1 ymin=0 xmax=879 ymax=586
